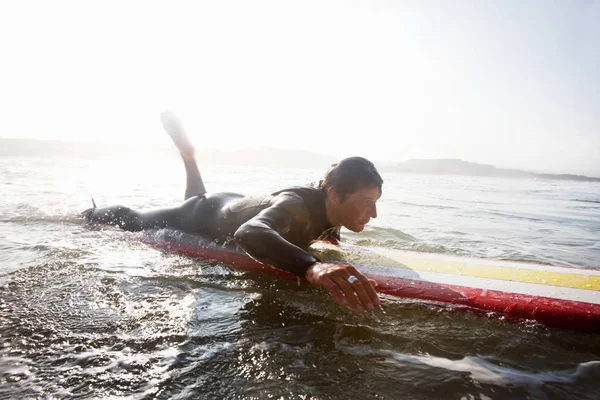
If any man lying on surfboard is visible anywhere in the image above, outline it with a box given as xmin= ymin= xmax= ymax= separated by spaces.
xmin=83 ymin=112 xmax=383 ymax=313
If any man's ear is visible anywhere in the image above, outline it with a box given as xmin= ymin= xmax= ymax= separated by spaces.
xmin=327 ymin=187 xmax=342 ymax=206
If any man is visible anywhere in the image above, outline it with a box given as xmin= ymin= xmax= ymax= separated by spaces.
xmin=84 ymin=112 xmax=383 ymax=313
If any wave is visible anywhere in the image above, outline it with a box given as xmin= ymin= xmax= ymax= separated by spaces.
xmin=394 ymin=201 xmax=460 ymax=210
xmin=344 ymin=345 xmax=600 ymax=389
xmin=346 ymin=226 xmax=417 ymax=242
xmin=340 ymin=226 xmax=468 ymax=256
xmin=0 ymin=211 xmax=84 ymax=225
xmin=574 ymin=199 xmax=600 ymax=204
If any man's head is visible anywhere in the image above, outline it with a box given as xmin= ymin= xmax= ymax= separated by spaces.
xmin=321 ymin=157 xmax=383 ymax=232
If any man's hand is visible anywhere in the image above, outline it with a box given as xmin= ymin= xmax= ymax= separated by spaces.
xmin=305 ymin=262 xmax=380 ymax=313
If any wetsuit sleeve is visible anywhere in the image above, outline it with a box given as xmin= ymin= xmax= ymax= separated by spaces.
xmin=233 ymin=194 xmax=319 ymax=278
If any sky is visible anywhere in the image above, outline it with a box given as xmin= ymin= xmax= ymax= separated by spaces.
xmin=0 ymin=0 xmax=599 ymax=176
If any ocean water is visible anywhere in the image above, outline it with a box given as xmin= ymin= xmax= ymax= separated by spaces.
xmin=0 ymin=157 xmax=599 ymax=400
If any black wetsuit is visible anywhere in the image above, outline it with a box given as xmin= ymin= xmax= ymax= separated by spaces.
xmin=84 ymin=183 xmax=340 ymax=277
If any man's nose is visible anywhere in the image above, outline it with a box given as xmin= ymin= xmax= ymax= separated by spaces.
xmin=370 ymin=204 xmax=377 ymax=219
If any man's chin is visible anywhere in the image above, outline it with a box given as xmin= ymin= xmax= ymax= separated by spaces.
xmin=347 ymin=224 xmax=366 ymax=233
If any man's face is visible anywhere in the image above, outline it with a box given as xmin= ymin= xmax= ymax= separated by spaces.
xmin=331 ymin=185 xmax=382 ymax=232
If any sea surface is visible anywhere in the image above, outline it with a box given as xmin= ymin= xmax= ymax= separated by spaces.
xmin=0 ymin=157 xmax=599 ymax=400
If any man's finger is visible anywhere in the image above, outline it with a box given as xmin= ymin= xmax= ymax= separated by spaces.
xmin=322 ymin=278 xmax=350 ymax=309
xmin=343 ymin=273 xmax=375 ymax=311
xmin=349 ymin=267 xmax=381 ymax=307
xmin=332 ymin=276 xmax=364 ymax=313
xmin=347 ymin=276 xmax=375 ymax=311
xmin=359 ymin=275 xmax=380 ymax=306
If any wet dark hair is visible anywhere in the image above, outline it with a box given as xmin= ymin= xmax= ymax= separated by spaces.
xmin=320 ymin=157 xmax=383 ymax=201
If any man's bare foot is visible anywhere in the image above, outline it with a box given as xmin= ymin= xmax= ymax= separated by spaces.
xmin=160 ymin=111 xmax=196 ymax=161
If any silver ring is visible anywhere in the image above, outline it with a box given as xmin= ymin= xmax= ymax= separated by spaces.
xmin=347 ymin=275 xmax=359 ymax=284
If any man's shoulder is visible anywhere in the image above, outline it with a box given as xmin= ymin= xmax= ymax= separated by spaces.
xmin=270 ymin=191 xmax=309 ymax=212
xmin=228 ymin=184 xmax=318 ymax=214
xmin=271 ymin=184 xmax=324 ymax=207
xmin=268 ymin=184 xmax=330 ymax=227
xmin=271 ymin=182 xmax=323 ymax=200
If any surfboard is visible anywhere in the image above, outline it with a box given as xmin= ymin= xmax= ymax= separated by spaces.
xmin=143 ymin=230 xmax=600 ymax=332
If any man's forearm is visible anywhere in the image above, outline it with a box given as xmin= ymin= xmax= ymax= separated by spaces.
xmin=234 ymin=222 xmax=318 ymax=278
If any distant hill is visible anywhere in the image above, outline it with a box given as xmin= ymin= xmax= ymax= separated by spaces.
xmin=1 ymin=138 xmax=598 ymax=182
xmin=387 ymin=158 xmax=600 ymax=182
xmin=0 ymin=138 xmax=337 ymax=169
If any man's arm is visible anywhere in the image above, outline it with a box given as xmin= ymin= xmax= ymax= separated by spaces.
xmin=233 ymin=194 xmax=319 ymax=278
xmin=233 ymin=194 xmax=380 ymax=313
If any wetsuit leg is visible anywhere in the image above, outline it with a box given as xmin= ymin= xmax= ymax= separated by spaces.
xmin=83 ymin=196 xmax=203 ymax=232
xmin=83 ymin=193 xmax=245 ymax=236
xmin=159 ymin=111 xmax=206 ymax=200
xmin=82 ymin=154 xmax=207 ymax=230
xmin=182 ymin=157 xmax=206 ymax=200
